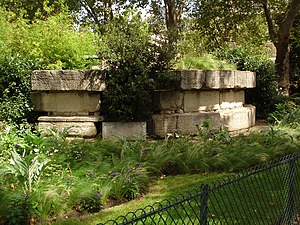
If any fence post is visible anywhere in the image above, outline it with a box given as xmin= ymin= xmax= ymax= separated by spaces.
xmin=200 ymin=184 xmax=209 ymax=225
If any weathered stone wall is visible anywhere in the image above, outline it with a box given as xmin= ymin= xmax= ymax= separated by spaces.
xmin=31 ymin=69 xmax=256 ymax=139
xmin=32 ymin=70 xmax=105 ymax=139
xmin=151 ymin=70 xmax=256 ymax=137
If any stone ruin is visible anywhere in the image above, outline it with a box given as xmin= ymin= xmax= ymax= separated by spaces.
xmin=152 ymin=70 xmax=256 ymax=137
xmin=31 ymin=70 xmax=256 ymax=139
xmin=31 ymin=70 xmax=105 ymax=139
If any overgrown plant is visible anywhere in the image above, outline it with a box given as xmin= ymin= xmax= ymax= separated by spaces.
xmin=100 ymin=11 xmax=168 ymax=122
xmin=0 ymin=56 xmax=37 ymax=123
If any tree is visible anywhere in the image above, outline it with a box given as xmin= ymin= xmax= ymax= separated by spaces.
xmin=0 ymin=0 xmax=64 ymax=21
xmin=192 ymin=0 xmax=265 ymax=49
xmin=193 ymin=0 xmax=300 ymax=95
xmin=66 ymin=0 xmax=148 ymax=33
xmin=259 ymin=0 xmax=300 ymax=95
xmin=150 ymin=0 xmax=186 ymax=45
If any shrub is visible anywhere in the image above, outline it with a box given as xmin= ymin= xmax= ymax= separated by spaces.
xmin=0 ymin=8 xmax=98 ymax=70
xmin=0 ymin=56 xmax=37 ymax=123
xmin=214 ymin=46 xmax=280 ymax=118
xmin=100 ymin=11 xmax=157 ymax=122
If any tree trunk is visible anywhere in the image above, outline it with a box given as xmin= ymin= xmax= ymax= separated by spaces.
xmin=164 ymin=0 xmax=179 ymax=45
xmin=275 ymin=40 xmax=290 ymax=96
xmin=164 ymin=0 xmax=185 ymax=45
xmin=260 ymin=0 xmax=300 ymax=96
xmin=104 ymin=0 xmax=113 ymax=23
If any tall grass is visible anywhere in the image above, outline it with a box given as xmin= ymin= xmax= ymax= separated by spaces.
xmin=0 ymin=120 xmax=299 ymax=224
xmin=174 ymin=54 xmax=237 ymax=70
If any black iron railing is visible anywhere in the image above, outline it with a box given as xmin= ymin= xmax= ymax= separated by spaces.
xmin=100 ymin=153 xmax=300 ymax=225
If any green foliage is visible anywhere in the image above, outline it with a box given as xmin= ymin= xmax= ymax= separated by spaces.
xmin=192 ymin=0 xmax=268 ymax=50
xmin=2 ymin=10 xmax=98 ymax=69
xmin=267 ymin=103 xmax=289 ymax=124
xmin=290 ymin=15 xmax=300 ymax=83
xmin=0 ymin=189 xmax=30 ymax=225
xmin=177 ymin=28 xmax=207 ymax=58
xmin=214 ymin=46 xmax=280 ymax=118
xmin=0 ymin=56 xmax=37 ymax=123
xmin=100 ymin=11 xmax=157 ymax=121
xmin=0 ymin=150 xmax=50 ymax=192
xmin=109 ymin=163 xmax=149 ymax=201
xmin=0 ymin=117 xmax=299 ymax=223
xmin=174 ymin=54 xmax=236 ymax=70
xmin=266 ymin=97 xmax=300 ymax=125
xmin=0 ymin=7 xmax=97 ymax=70
xmin=0 ymin=0 xmax=66 ymax=21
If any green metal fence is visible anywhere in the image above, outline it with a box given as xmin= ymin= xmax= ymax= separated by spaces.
xmin=100 ymin=153 xmax=300 ymax=225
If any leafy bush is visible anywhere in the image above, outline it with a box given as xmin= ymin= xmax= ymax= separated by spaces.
xmin=0 ymin=56 xmax=38 ymax=123
xmin=214 ymin=46 xmax=280 ymax=118
xmin=0 ymin=8 xmax=98 ymax=70
xmin=100 ymin=11 xmax=167 ymax=122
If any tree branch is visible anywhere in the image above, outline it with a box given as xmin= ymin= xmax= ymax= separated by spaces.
xmin=279 ymin=0 xmax=300 ymax=41
xmin=261 ymin=0 xmax=277 ymax=43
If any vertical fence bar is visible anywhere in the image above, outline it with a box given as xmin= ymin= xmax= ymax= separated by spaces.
xmin=200 ymin=184 xmax=210 ymax=225
xmin=285 ymin=157 xmax=295 ymax=225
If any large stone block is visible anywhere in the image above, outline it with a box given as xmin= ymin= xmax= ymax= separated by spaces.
xmin=246 ymin=71 xmax=256 ymax=88
xmin=179 ymin=70 xmax=205 ymax=89
xmin=38 ymin=116 xmax=99 ymax=138
xmin=32 ymin=70 xmax=106 ymax=91
xmin=173 ymin=70 xmax=256 ymax=90
xmin=153 ymin=91 xmax=184 ymax=113
xmin=220 ymin=70 xmax=235 ymax=88
xmin=184 ymin=90 xmax=220 ymax=112
xmin=152 ymin=112 xmax=221 ymax=137
xmin=102 ymin=122 xmax=146 ymax=140
xmin=31 ymin=92 xmax=101 ymax=115
xmin=220 ymin=105 xmax=255 ymax=131
xmin=204 ymin=71 xmax=220 ymax=89
xmin=234 ymin=71 xmax=256 ymax=89
xmin=219 ymin=90 xmax=245 ymax=104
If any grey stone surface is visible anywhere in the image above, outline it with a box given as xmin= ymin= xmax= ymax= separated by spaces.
xmin=174 ymin=70 xmax=255 ymax=90
xmin=220 ymin=70 xmax=235 ymax=88
xmin=31 ymin=92 xmax=101 ymax=115
xmin=102 ymin=122 xmax=146 ymax=140
xmin=246 ymin=71 xmax=256 ymax=88
xmin=154 ymin=89 xmax=245 ymax=113
xmin=220 ymin=105 xmax=256 ymax=131
xmin=179 ymin=70 xmax=205 ymax=89
xmin=152 ymin=105 xmax=256 ymax=137
xmin=31 ymin=70 xmax=106 ymax=91
xmin=38 ymin=121 xmax=97 ymax=137
xmin=184 ymin=90 xmax=220 ymax=112
xmin=234 ymin=70 xmax=247 ymax=88
xmin=205 ymin=70 xmax=220 ymax=89
xmin=219 ymin=90 xmax=245 ymax=104
xmin=38 ymin=116 xmax=101 ymax=122
xmin=153 ymin=91 xmax=184 ymax=113
xmin=152 ymin=112 xmax=221 ymax=137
